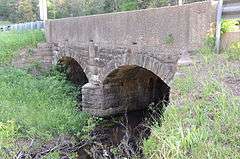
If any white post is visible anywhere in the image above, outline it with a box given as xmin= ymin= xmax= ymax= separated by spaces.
xmin=215 ymin=0 xmax=223 ymax=54
xmin=39 ymin=0 xmax=48 ymax=21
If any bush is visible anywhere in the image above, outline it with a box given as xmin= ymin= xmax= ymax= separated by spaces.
xmin=221 ymin=19 xmax=239 ymax=34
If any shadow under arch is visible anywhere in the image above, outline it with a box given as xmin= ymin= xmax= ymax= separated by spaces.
xmin=57 ymin=56 xmax=89 ymax=102
xmin=102 ymin=65 xmax=170 ymax=113
xmin=90 ymin=65 xmax=171 ymax=157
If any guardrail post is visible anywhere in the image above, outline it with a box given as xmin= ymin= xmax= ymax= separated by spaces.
xmin=215 ymin=0 xmax=223 ymax=54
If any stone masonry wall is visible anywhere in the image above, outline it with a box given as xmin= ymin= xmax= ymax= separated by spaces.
xmin=83 ymin=66 xmax=170 ymax=116
xmin=40 ymin=1 xmax=217 ymax=116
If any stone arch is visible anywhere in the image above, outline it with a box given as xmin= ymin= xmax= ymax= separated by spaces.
xmin=57 ymin=56 xmax=89 ymax=87
xmin=101 ymin=65 xmax=170 ymax=114
xmin=57 ymin=56 xmax=89 ymax=104
xmin=98 ymin=51 xmax=176 ymax=84
xmin=52 ymin=47 xmax=90 ymax=80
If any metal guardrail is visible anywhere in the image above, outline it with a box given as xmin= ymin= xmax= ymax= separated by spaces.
xmin=215 ymin=0 xmax=240 ymax=54
xmin=222 ymin=1 xmax=240 ymax=19
xmin=0 ymin=21 xmax=44 ymax=32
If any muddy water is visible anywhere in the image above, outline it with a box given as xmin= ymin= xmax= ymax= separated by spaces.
xmin=78 ymin=103 xmax=165 ymax=159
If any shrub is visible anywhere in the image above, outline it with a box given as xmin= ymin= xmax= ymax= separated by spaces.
xmin=221 ymin=19 xmax=239 ymax=34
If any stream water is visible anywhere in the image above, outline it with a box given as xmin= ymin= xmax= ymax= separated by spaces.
xmin=77 ymin=103 xmax=165 ymax=159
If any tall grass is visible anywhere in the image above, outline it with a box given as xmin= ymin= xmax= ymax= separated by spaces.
xmin=0 ymin=67 xmax=93 ymax=158
xmin=0 ymin=30 xmax=45 ymax=64
xmin=144 ymin=81 xmax=239 ymax=158
xmin=224 ymin=42 xmax=240 ymax=61
xmin=0 ymin=31 xmax=93 ymax=157
xmin=143 ymin=52 xmax=240 ymax=158
xmin=0 ymin=67 xmax=92 ymax=139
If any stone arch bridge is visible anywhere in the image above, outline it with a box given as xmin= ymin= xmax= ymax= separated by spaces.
xmin=23 ymin=1 xmax=217 ymax=116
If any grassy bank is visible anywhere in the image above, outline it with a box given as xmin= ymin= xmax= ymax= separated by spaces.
xmin=143 ymin=43 xmax=240 ymax=158
xmin=0 ymin=31 xmax=93 ymax=158
xmin=0 ymin=67 xmax=93 ymax=157
xmin=0 ymin=30 xmax=45 ymax=64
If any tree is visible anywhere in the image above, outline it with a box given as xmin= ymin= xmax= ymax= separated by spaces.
xmin=17 ymin=0 xmax=36 ymax=22
xmin=0 ymin=0 xmax=16 ymax=21
xmin=119 ymin=0 xmax=138 ymax=11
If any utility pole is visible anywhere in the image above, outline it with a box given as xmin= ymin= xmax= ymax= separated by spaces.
xmin=179 ymin=0 xmax=183 ymax=6
xmin=39 ymin=0 xmax=48 ymax=21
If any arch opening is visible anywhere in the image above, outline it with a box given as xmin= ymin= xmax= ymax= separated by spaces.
xmin=57 ymin=57 xmax=88 ymax=101
xmin=102 ymin=65 xmax=170 ymax=113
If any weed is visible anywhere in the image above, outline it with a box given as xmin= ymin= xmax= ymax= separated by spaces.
xmin=143 ymin=52 xmax=240 ymax=159
xmin=164 ymin=34 xmax=174 ymax=45
xmin=198 ymin=36 xmax=215 ymax=54
xmin=172 ymin=68 xmax=196 ymax=96
xmin=0 ymin=30 xmax=45 ymax=64
xmin=0 ymin=67 xmax=94 ymax=156
xmin=223 ymin=42 xmax=240 ymax=61
xmin=221 ymin=19 xmax=239 ymax=34
xmin=0 ymin=30 xmax=95 ymax=158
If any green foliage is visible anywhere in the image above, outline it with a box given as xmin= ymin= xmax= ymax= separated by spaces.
xmin=0 ymin=121 xmax=17 ymax=147
xmin=203 ymin=35 xmax=215 ymax=50
xmin=143 ymin=53 xmax=240 ymax=159
xmin=172 ymin=69 xmax=196 ymax=96
xmin=223 ymin=42 xmax=240 ymax=61
xmin=164 ymin=34 xmax=174 ymax=45
xmin=221 ymin=19 xmax=239 ymax=34
xmin=47 ymin=0 xmax=106 ymax=19
xmin=144 ymin=84 xmax=240 ymax=158
xmin=0 ymin=0 xmax=16 ymax=21
xmin=0 ymin=0 xmax=206 ymax=22
xmin=0 ymin=67 xmax=93 ymax=139
xmin=42 ymin=151 xmax=60 ymax=159
xmin=0 ymin=30 xmax=95 ymax=157
xmin=17 ymin=0 xmax=36 ymax=22
xmin=0 ymin=0 xmax=39 ymax=23
xmin=198 ymin=34 xmax=240 ymax=61
xmin=198 ymin=35 xmax=216 ymax=62
xmin=148 ymin=0 xmax=170 ymax=7
xmin=0 ymin=30 xmax=45 ymax=64
xmin=119 ymin=0 xmax=138 ymax=11
xmin=0 ymin=121 xmax=18 ymax=158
